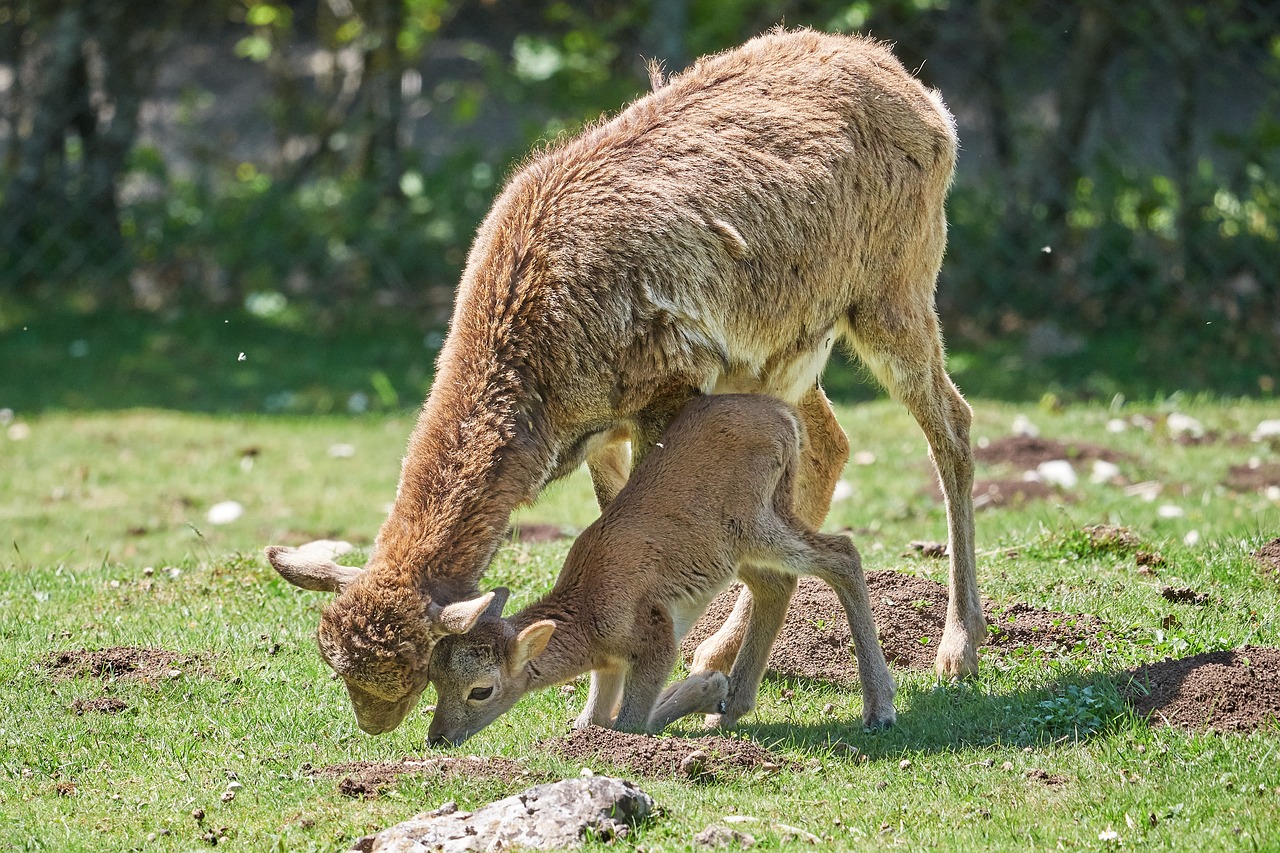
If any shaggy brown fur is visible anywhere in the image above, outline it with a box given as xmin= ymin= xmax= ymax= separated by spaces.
xmin=267 ymin=28 xmax=980 ymax=735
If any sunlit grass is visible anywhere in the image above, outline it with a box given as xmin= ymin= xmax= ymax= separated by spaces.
xmin=2 ymin=390 xmax=1279 ymax=850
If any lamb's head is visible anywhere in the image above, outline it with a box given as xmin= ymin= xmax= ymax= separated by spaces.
xmin=426 ymin=611 xmax=556 ymax=747
xmin=264 ymin=542 xmax=498 ymax=734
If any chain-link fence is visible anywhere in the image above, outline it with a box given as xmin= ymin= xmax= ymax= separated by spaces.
xmin=2 ymin=1 xmax=1278 ymax=371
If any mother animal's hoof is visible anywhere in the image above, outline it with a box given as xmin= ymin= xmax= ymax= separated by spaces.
xmin=933 ymin=628 xmax=981 ymax=680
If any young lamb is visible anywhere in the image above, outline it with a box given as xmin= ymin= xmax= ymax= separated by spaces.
xmin=425 ymin=394 xmax=895 ymax=746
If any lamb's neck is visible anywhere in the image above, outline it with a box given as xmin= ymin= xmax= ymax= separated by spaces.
xmin=368 ymin=353 xmax=551 ymax=604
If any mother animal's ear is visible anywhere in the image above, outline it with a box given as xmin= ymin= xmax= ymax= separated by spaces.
xmin=510 ymin=620 xmax=555 ymax=670
xmin=265 ymin=541 xmax=363 ymax=593
xmin=431 ymin=591 xmax=498 ymax=636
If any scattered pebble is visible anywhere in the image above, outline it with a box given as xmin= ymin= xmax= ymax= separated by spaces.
xmin=831 ymin=480 xmax=854 ymax=502
xmin=1165 ymin=413 xmax=1205 ymax=439
xmin=1106 ymin=418 xmax=1128 ymax=434
xmin=1090 ymin=459 xmax=1121 ymax=484
xmin=1011 ymin=414 xmax=1040 ymax=438
xmin=206 ymin=501 xmax=244 ymax=525
xmin=898 ymin=759 xmax=912 ymax=771
xmin=1035 ymin=459 xmax=1078 ymax=489
xmin=1157 ymin=504 xmax=1185 ymax=519
xmin=1183 ymin=530 xmax=1201 ymax=546
xmin=1251 ymin=419 xmax=1280 ymax=442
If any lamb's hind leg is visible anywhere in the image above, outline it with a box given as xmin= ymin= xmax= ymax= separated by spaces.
xmin=649 ymin=671 xmax=729 ymax=732
xmin=801 ymin=531 xmax=896 ymax=727
xmin=690 ymin=385 xmax=847 ymax=681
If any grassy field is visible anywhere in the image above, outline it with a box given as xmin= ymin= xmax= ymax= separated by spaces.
xmin=2 ymin=311 xmax=1279 ymax=851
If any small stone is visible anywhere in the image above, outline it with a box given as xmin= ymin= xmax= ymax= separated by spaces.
xmin=220 ymin=790 xmax=235 ymax=803
xmin=695 ymin=824 xmax=756 ymax=848
xmin=681 ymin=750 xmax=709 ymax=778
xmin=899 ymin=759 xmax=912 ymax=771
xmin=822 ymin=703 xmax=835 ymax=716
xmin=1001 ymin=762 xmax=1014 ymax=772
xmin=192 ymin=808 xmax=205 ymax=822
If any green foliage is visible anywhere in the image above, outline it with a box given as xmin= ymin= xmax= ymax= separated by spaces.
xmin=1030 ymin=682 xmax=1126 ymax=739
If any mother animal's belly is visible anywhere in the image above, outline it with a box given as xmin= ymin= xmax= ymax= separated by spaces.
xmin=707 ymin=328 xmax=837 ymax=404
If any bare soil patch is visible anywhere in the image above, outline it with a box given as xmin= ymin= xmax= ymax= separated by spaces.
xmin=1253 ymin=538 xmax=1280 ymax=574
xmin=509 ymin=522 xmax=574 ymax=543
xmin=312 ymin=756 xmax=538 ymax=799
xmin=682 ymin=574 xmax=1106 ymax=682
xmin=1226 ymin=462 xmax=1280 ymax=492
xmin=41 ymin=647 xmax=203 ymax=681
xmin=975 ymin=436 xmax=1125 ymax=469
xmin=70 ymin=696 xmax=128 ymax=715
xmin=1122 ymin=646 xmax=1280 ymax=733
xmin=542 ymin=726 xmax=785 ymax=781
xmin=972 ymin=478 xmax=1059 ymax=510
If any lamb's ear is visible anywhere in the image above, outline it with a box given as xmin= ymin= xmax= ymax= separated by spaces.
xmin=265 ymin=543 xmax=363 ymax=593
xmin=432 ymin=592 xmax=496 ymax=636
xmin=511 ymin=620 xmax=556 ymax=670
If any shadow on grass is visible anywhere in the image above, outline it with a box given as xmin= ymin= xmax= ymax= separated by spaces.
xmin=736 ymin=670 xmax=1136 ymax=760
xmin=2 ymin=305 xmax=1272 ymax=414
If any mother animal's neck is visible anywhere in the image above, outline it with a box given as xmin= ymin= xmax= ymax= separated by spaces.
xmin=367 ymin=342 xmax=551 ymax=603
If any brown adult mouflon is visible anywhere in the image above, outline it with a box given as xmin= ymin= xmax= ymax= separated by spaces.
xmin=266 ymin=28 xmax=979 ymax=735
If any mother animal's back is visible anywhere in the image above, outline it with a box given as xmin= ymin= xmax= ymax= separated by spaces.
xmin=486 ymin=30 xmax=957 ymax=327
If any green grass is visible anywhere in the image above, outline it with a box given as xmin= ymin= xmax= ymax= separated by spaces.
xmin=3 ymin=310 xmax=1280 ymax=850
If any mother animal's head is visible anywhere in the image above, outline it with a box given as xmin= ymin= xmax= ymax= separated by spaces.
xmin=264 ymin=541 xmax=498 ymax=734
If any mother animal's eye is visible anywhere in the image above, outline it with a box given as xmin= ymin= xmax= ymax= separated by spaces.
xmin=468 ymin=686 xmax=494 ymax=701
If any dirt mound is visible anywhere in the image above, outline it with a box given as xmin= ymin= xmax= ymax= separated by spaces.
xmin=70 ymin=696 xmax=128 ymax=715
xmin=42 ymin=647 xmax=202 ymax=681
xmin=975 ymin=436 xmax=1124 ymax=469
xmin=1122 ymin=647 xmax=1280 ymax=733
xmin=1226 ymin=462 xmax=1280 ymax=493
xmin=542 ymin=726 xmax=785 ymax=780
xmin=509 ymin=522 xmax=573 ymax=543
xmin=972 ymin=478 xmax=1060 ymax=509
xmin=312 ymin=756 xmax=536 ymax=799
xmin=1253 ymin=538 xmax=1280 ymax=574
xmin=682 ymin=574 xmax=1106 ymax=682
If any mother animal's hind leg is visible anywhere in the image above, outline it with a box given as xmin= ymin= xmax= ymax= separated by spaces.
xmin=848 ymin=308 xmax=982 ymax=679
xmin=690 ymin=384 xmax=848 ymax=678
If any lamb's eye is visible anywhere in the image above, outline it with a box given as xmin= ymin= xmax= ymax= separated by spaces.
xmin=468 ymin=686 xmax=494 ymax=701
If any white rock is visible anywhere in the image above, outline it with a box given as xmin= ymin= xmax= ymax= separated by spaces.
xmin=1124 ymin=481 xmax=1163 ymax=502
xmin=1036 ymin=460 xmax=1078 ymax=489
xmin=1090 ymin=459 xmax=1121 ymax=484
xmin=1011 ymin=414 xmax=1040 ymax=438
xmin=1157 ymin=504 xmax=1185 ymax=519
xmin=1105 ymin=418 xmax=1128 ymax=434
xmin=296 ymin=539 xmax=355 ymax=560
xmin=1166 ymin=412 xmax=1205 ymax=438
xmin=831 ymin=480 xmax=855 ymax=502
xmin=852 ymin=450 xmax=876 ymax=466
xmin=206 ymin=501 xmax=244 ymax=525
xmin=1183 ymin=530 xmax=1201 ymax=546
xmin=1252 ymin=419 xmax=1280 ymax=442
xmin=7 ymin=422 xmax=30 ymax=441
xmin=1265 ymin=486 xmax=1280 ymax=502
xmin=354 ymin=776 xmax=652 ymax=852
